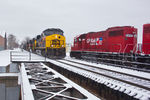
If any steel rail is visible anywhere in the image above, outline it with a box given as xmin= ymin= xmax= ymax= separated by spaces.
xmin=56 ymin=60 xmax=150 ymax=91
xmin=63 ymin=59 xmax=150 ymax=81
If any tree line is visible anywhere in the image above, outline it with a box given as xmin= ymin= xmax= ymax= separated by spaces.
xmin=6 ymin=34 xmax=30 ymax=50
xmin=7 ymin=34 xmax=19 ymax=49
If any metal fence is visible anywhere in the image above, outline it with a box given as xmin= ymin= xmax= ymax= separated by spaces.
xmin=10 ymin=51 xmax=46 ymax=62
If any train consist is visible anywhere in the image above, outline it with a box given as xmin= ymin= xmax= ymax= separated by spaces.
xmin=24 ymin=28 xmax=66 ymax=59
xmin=70 ymin=24 xmax=150 ymax=68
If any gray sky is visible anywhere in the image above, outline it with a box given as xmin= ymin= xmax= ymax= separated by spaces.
xmin=0 ymin=0 xmax=150 ymax=43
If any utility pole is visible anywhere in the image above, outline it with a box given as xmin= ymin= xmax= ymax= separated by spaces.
xmin=4 ymin=32 xmax=7 ymax=50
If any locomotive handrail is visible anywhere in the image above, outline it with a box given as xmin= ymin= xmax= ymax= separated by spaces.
xmin=122 ymin=44 xmax=134 ymax=60
xmin=118 ymin=44 xmax=122 ymax=53
xmin=133 ymin=44 xmax=137 ymax=53
xmin=123 ymin=44 xmax=134 ymax=54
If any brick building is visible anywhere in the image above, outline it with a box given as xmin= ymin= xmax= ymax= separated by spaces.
xmin=0 ymin=35 xmax=4 ymax=50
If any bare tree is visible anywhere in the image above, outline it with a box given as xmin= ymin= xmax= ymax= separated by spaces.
xmin=24 ymin=37 xmax=30 ymax=43
xmin=21 ymin=36 xmax=31 ymax=49
xmin=7 ymin=34 xmax=19 ymax=49
xmin=21 ymin=37 xmax=30 ymax=44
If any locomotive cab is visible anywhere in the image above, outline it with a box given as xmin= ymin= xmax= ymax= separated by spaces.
xmin=107 ymin=26 xmax=137 ymax=54
xmin=70 ymin=34 xmax=86 ymax=58
xmin=27 ymin=28 xmax=66 ymax=59
xmin=43 ymin=28 xmax=66 ymax=58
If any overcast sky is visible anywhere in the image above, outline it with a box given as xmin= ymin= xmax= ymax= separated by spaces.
xmin=0 ymin=0 xmax=150 ymax=43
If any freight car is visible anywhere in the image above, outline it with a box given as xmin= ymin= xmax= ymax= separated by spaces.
xmin=70 ymin=24 xmax=150 ymax=68
xmin=24 ymin=28 xmax=66 ymax=59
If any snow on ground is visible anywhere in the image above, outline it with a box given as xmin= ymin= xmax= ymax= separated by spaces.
xmin=48 ymin=58 xmax=150 ymax=99
xmin=0 ymin=49 xmax=23 ymax=67
xmin=65 ymin=53 xmax=150 ymax=80
xmin=2 ymin=50 xmax=149 ymax=99
xmin=1 ymin=49 xmax=149 ymax=80
xmin=64 ymin=52 xmax=150 ymax=99
xmin=49 ymin=56 xmax=150 ymax=99
xmin=66 ymin=52 xmax=70 ymax=57
xmin=0 ymin=48 xmax=23 ymax=67
xmin=0 ymin=50 xmax=100 ymax=99
xmin=0 ymin=50 xmax=11 ymax=66
xmin=20 ymin=63 xmax=34 ymax=100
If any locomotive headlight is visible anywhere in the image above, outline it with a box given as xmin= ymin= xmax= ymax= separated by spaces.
xmin=51 ymin=45 xmax=53 ymax=47
xmin=62 ymin=45 xmax=64 ymax=47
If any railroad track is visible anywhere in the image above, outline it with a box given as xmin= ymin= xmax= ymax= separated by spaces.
xmin=58 ymin=59 xmax=150 ymax=90
xmin=79 ymin=56 xmax=150 ymax=73
xmin=97 ymin=58 xmax=150 ymax=73
xmin=64 ymin=59 xmax=150 ymax=80
xmin=50 ymin=58 xmax=150 ymax=99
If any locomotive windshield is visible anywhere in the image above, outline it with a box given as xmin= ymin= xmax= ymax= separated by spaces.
xmin=43 ymin=28 xmax=64 ymax=36
xmin=144 ymin=27 xmax=150 ymax=33
xmin=109 ymin=30 xmax=124 ymax=36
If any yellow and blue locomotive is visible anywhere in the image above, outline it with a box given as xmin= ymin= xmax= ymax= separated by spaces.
xmin=25 ymin=28 xmax=66 ymax=59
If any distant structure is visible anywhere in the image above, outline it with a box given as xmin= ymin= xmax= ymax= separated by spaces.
xmin=0 ymin=34 xmax=5 ymax=51
xmin=0 ymin=32 xmax=7 ymax=51
xmin=66 ymin=43 xmax=71 ymax=53
xmin=4 ymin=33 xmax=7 ymax=50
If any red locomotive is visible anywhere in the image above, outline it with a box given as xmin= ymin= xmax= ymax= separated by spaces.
xmin=142 ymin=24 xmax=150 ymax=54
xmin=71 ymin=26 xmax=137 ymax=56
xmin=70 ymin=24 xmax=150 ymax=68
